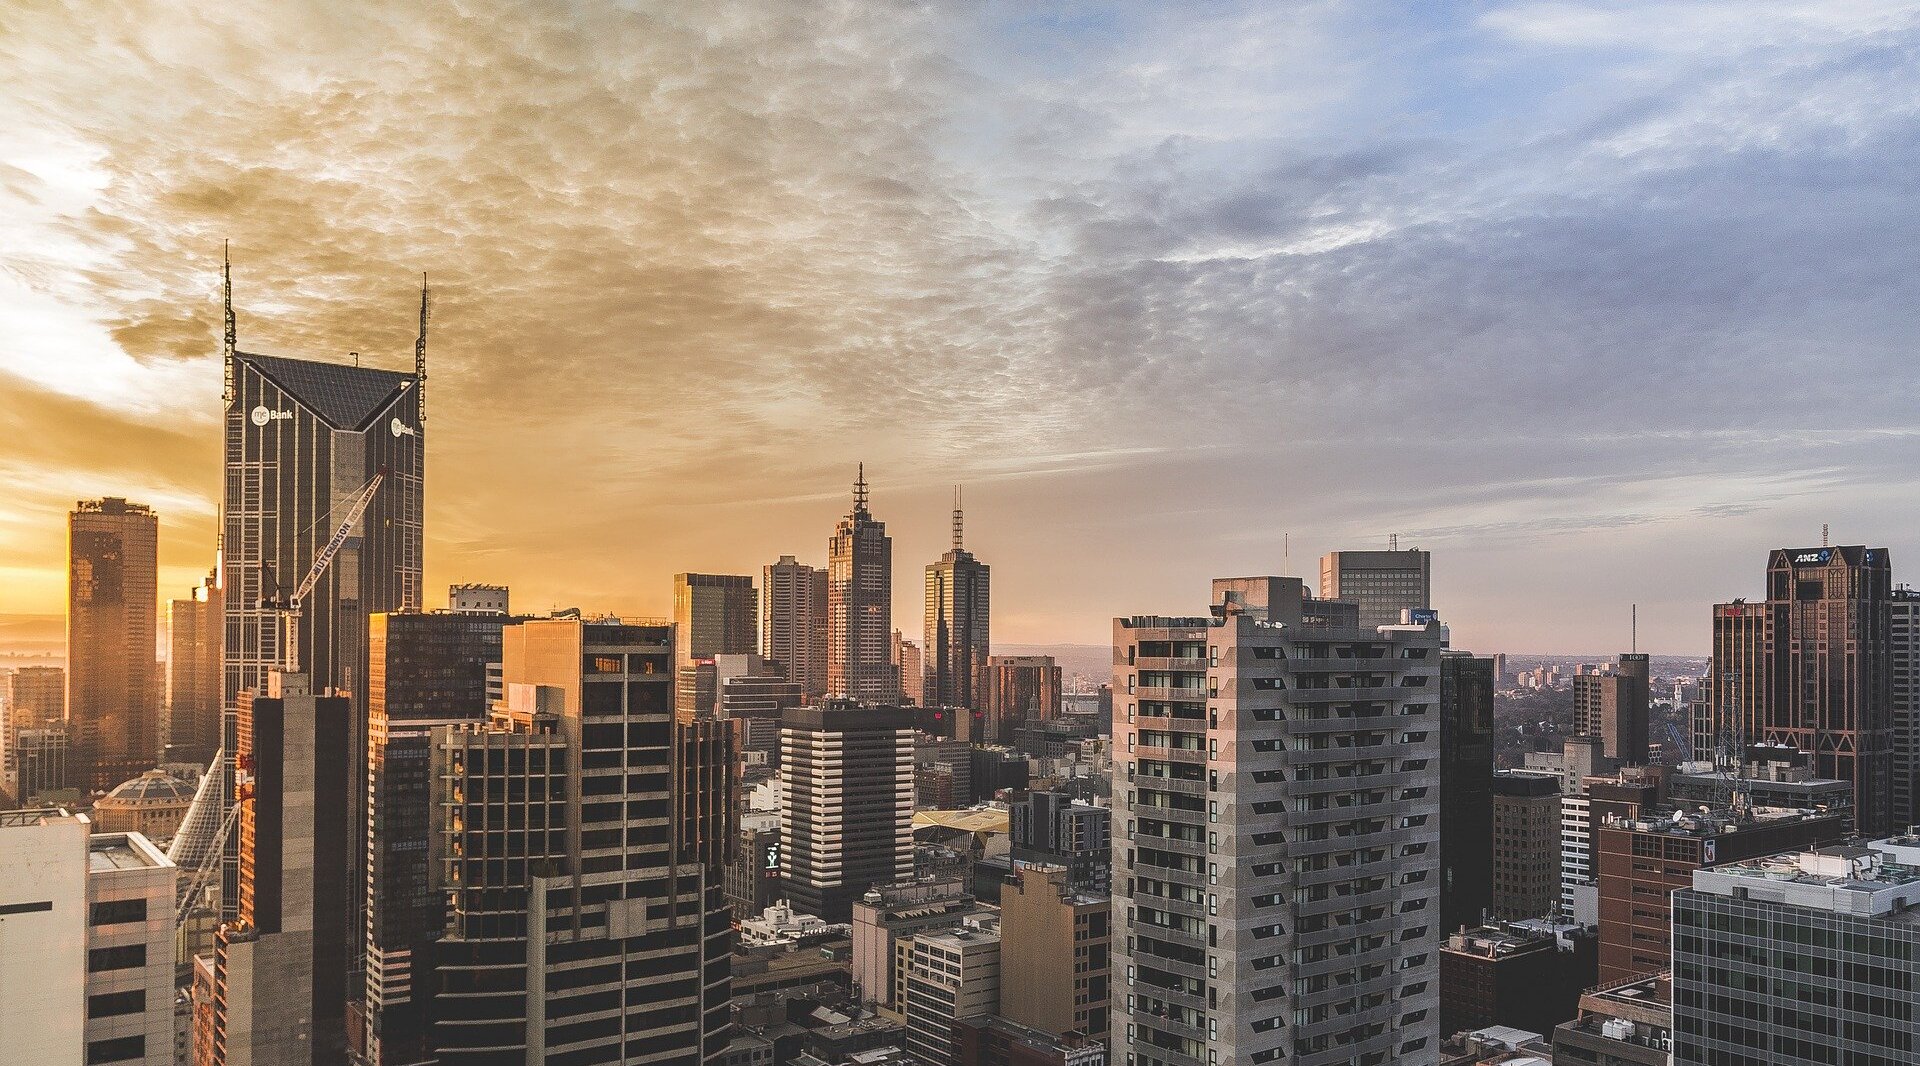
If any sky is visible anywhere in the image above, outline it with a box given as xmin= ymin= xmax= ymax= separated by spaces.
xmin=4 ymin=0 xmax=1920 ymax=654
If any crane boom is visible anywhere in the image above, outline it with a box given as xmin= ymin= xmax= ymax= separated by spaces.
xmin=291 ymin=471 xmax=384 ymax=608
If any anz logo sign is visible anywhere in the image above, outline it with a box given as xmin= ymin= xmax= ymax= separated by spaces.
xmin=1791 ymin=549 xmax=1833 ymax=566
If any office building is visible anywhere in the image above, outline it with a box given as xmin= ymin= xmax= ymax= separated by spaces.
xmin=925 ymin=496 xmax=990 ymax=713
xmin=851 ymin=877 xmax=982 ymax=1014
xmin=1893 ymin=587 xmax=1920 ymax=829
xmin=446 ymin=583 xmax=508 ymax=614
xmin=763 ymin=555 xmax=828 ymax=701
xmin=1491 ymin=770 xmax=1562 ymax=920
xmin=1551 ymin=972 xmax=1673 ymax=1066
xmin=1574 ymin=654 xmax=1650 ymax=764
xmin=1560 ymin=793 xmax=1596 ymax=925
xmin=1008 ymin=790 xmax=1110 ymax=895
xmin=1113 ymin=576 xmax=1446 ymax=1066
xmin=14 ymin=724 xmax=71 ymax=804
xmin=827 ymin=468 xmax=898 ymax=703
xmin=0 ymin=809 xmax=178 ymax=1066
xmin=1439 ymin=922 xmax=1596 ymax=1041
xmin=1439 ymin=652 xmax=1495 ymax=934
xmin=213 ymin=678 xmax=355 ymax=1066
xmin=984 ymin=655 xmax=1062 ymax=744
xmin=1594 ymin=805 xmax=1843 ymax=984
xmin=1318 ymin=548 xmax=1432 ymax=630
xmin=1666 ymin=746 xmax=1852 ymax=830
xmin=428 ymin=619 xmax=733 ymax=1065
xmin=363 ymin=610 xmax=517 ymax=1066
xmin=208 ymin=293 xmax=428 ymax=923
xmin=3 ymin=664 xmax=64 ymax=799
xmin=90 ymin=769 xmax=194 ymax=842
xmin=893 ymin=631 xmax=924 ymax=707
xmin=676 ymin=573 xmax=759 ymax=669
xmin=727 ymin=824 xmax=784 ymax=920
xmin=678 ymin=659 xmax=720 ymax=720
xmin=953 ymin=1017 xmax=1108 ymax=1066
xmin=782 ymin=702 xmax=914 ymax=923
xmin=997 ymin=864 xmax=1109 ymax=1040
xmin=69 ymin=497 xmax=161 ymax=793
xmin=165 ymin=568 xmax=222 ymax=767
xmin=1707 ymin=547 xmax=1895 ymax=835
xmin=1673 ymin=837 xmax=1920 ymax=1065
xmin=1698 ymin=601 xmax=1769 ymax=761
xmin=901 ymin=917 xmax=1001 ymax=1066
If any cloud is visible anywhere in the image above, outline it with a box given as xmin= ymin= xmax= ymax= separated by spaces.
xmin=3 ymin=0 xmax=1920 ymax=652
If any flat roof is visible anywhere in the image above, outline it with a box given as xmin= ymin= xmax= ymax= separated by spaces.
xmin=88 ymin=832 xmax=172 ymax=871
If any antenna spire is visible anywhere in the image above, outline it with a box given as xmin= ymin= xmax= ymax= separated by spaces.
xmin=415 ymin=273 xmax=430 ymax=425
xmin=952 ymin=486 xmax=964 ymax=551
xmin=221 ymin=241 xmax=236 ymax=405
xmin=853 ymin=464 xmax=869 ymax=515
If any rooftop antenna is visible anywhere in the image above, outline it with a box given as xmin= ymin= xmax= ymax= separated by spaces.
xmin=1284 ymin=532 xmax=1289 ymax=559
xmin=952 ymin=486 xmax=964 ymax=551
xmin=1822 ymin=523 xmax=1830 ymax=547
xmin=1389 ymin=532 xmax=1399 ymax=551
xmin=415 ymin=272 xmax=430 ymax=424
xmin=1632 ymin=603 xmax=1637 ymax=654
xmin=221 ymin=241 xmax=236 ymax=405
xmin=853 ymin=463 xmax=869 ymax=515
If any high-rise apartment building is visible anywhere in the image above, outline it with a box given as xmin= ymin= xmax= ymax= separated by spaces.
xmin=675 ymin=573 xmax=758 ymax=669
xmin=0 ymin=810 xmax=179 ymax=1066
xmin=1491 ymin=770 xmax=1562 ymax=920
xmin=1113 ymin=576 xmax=1446 ymax=1066
xmin=1439 ymin=652 xmax=1495 ymax=933
xmin=902 ymin=918 xmax=1002 ymax=1066
xmin=69 ymin=497 xmax=160 ymax=793
xmin=1892 ymin=588 xmax=1920 ymax=830
xmin=985 ymin=655 xmax=1062 ymax=743
xmin=997 ymin=864 xmax=1110 ymax=1040
xmin=828 ymin=468 xmax=897 ymax=704
xmin=1698 ymin=601 xmax=1769 ymax=761
xmin=1673 ymin=837 xmax=1920 ymax=1066
xmin=762 ymin=556 xmax=828 ymax=700
xmin=1318 ymin=548 xmax=1432 ymax=630
xmin=213 ymin=678 xmax=355 ymax=1066
xmin=1706 ymin=547 xmax=1895 ymax=835
xmin=1574 ymin=654 xmax=1650 ymax=763
xmin=780 ymin=702 xmax=914 ymax=922
xmin=428 ymin=619 xmax=733 ymax=1065
xmin=165 ymin=568 xmax=223 ymax=768
xmin=3 ymin=665 xmax=64 ymax=800
xmin=1593 ymin=805 xmax=1843 ymax=984
xmin=925 ymin=498 xmax=989 ymax=712
xmin=363 ymin=610 xmax=518 ymax=1066
xmin=209 ymin=289 xmax=428 ymax=922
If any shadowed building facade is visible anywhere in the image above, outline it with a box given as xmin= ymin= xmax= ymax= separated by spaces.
xmin=69 ymin=497 xmax=160 ymax=794
xmin=827 ymin=468 xmax=897 ymax=704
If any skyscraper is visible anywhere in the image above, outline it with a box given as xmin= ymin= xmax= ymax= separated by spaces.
xmin=762 ymin=555 xmax=828 ymax=700
xmin=1439 ymin=652 xmax=1496 ymax=933
xmin=674 ymin=573 xmax=758 ymax=669
xmin=208 ymin=265 xmax=428 ymax=922
xmin=1491 ymin=769 xmax=1562 ymax=920
xmin=1891 ymin=587 xmax=1920 ymax=830
xmin=68 ymin=496 xmax=160 ymax=793
xmin=925 ymin=492 xmax=989 ymax=712
xmin=1710 ymin=546 xmax=1895 ymax=835
xmin=363 ymin=610 xmax=518 ymax=1066
xmin=892 ymin=630 xmax=923 ymax=706
xmin=428 ymin=619 xmax=732 ymax=1065
xmin=1319 ymin=547 xmax=1432 ymax=630
xmin=2 ymin=665 xmax=64 ymax=800
xmin=165 ymin=567 xmax=223 ymax=768
xmin=1574 ymin=653 xmax=1650 ymax=763
xmin=780 ymin=702 xmax=914 ymax=922
xmin=828 ymin=466 xmax=896 ymax=703
xmin=1113 ymin=577 xmax=1446 ymax=1066
xmin=984 ymin=655 xmax=1061 ymax=743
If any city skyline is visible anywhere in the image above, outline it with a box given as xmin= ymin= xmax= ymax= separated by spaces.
xmin=9 ymin=3 xmax=1920 ymax=654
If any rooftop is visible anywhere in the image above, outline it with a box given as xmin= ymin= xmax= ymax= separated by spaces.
xmin=1599 ymin=804 xmax=1836 ymax=839
xmin=238 ymin=351 xmax=414 ymax=430
xmin=87 ymin=832 xmax=173 ymax=872
xmin=1689 ymin=838 xmax=1920 ymax=918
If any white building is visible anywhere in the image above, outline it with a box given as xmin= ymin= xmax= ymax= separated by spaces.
xmin=902 ymin=917 xmax=1002 ymax=1066
xmin=0 ymin=809 xmax=177 ymax=1066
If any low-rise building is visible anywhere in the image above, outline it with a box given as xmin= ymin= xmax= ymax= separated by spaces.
xmin=1550 ymin=972 xmax=1673 ymax=1066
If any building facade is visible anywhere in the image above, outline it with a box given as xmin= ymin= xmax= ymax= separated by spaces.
xmin=1438 ymin=652 xmax=1495 ymax=934
xmin=1113 ymin=577 xmax=1446 ymax=1066
xmin=1008 ymin=790 xmax=1111 ymax=896
xmin=1491 ymin=770 xmax=1562 ymax=920
xmin=902 ymin=919 xmax=1002 ymax=1066
xmin=165 ymin=568 xmax=223 ymax=768
xmin=1317 ymin=549 xmax=1432 ymax=630
xmin=1574 ymin=654 xmax=1650 ymax=764
xmin=69 ymin=497 xmax=160 ymax=793
xmin=3 ymin=665 xmax=65 ymax=799
xmin=428 ymin=619 xmax=733 ymax=1065
xmin=781 ymin=703 xmax=915 ymax=923
xmin=827 ymin=468 xmax=897 ymax=704
xmin=1892 ymin=588 xmax=1920 ymax=831
xmin=675 ymin=573 xmax=759 ymax=669
xmin=985 ymin=655 xmax=1062 ymax=743
xmin=998 ymin=864 xmax=1109 ymax=1040
xmin=762 ymin=556 xmax=828 ymax=701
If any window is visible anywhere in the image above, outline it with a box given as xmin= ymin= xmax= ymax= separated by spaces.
xmin=88 ymin=990 xmax=145 ymax=1019
xmin=87 ymin=945 xmax=145 ymax=972
xmin=0 ymin=900 xmax=52 ymax=915
xmin=91 ymin=898 xmax=147 ymax=926
xmin=87 ymin=1036 xmax=145 ymax=1064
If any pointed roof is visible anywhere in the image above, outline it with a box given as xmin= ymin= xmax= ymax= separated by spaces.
xmin=237 ymin=351 xmax=414 ymax=430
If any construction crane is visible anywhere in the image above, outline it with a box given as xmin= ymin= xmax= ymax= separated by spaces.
xmin=1663 ymin=719 xmax=1694 ymax=763
xmin=174 ymin=787 xmax=244 ymax=926
xmin=259 ymin=470 xmax=384 ymax=675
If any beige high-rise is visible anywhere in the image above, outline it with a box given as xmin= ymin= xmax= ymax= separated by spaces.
xmin=762 ymin=555 xmax=828 ymax=700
